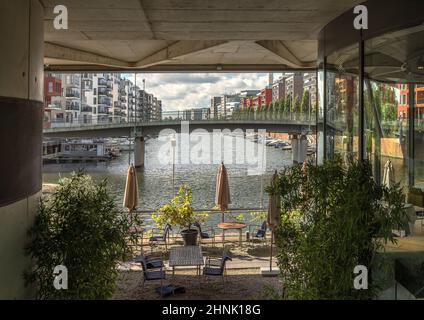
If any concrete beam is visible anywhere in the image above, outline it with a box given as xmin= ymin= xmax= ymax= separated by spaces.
xmin=44 ymin=42 xmax=131 ymax=68
xmin=137 ymin=0 xmax=155 ymax=39
xmin=256 ymin=40 xmax=314 ymax=68
xmin=134 ymin=40 xmax=228 ymax=68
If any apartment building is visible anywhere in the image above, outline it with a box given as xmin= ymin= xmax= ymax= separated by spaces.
xmin=240 ymin=90 xmax=260 ymax=109
xmin=303 ymin=72 xmax=317 ymax=108
xmin=43 ymin=73 xmax=164 ymax=125
xmin=210 ymin=96 xmax=222 ymax=118
xmin=285 ymin=72 xmax=304 ymax=102
xmin=272 ymin=77 xmax=286 ymax=102
xmin=220 ymin=93 xmax=240 ymax=118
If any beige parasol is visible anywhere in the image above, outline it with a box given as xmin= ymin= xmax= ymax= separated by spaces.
xmin=382 ymin=159 xmax=395 ymax=188
xmin=215 ymin=162 xmax=231 ymax=222
xmin=123 ymin=164 xmax=139 ymax=216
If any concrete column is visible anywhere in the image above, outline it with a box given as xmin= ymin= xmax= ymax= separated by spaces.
xmin=0 ymin=0 xmax=44 ymax=299
xmin=291 ymin=134 xmax=308 ymax=164
xmin=134 ymin=136 xmax=145 ymax=168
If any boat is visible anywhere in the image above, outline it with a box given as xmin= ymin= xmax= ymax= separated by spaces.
xmin=266 ymin=139 xmax=280 ymax=146
xmin=274 ymin=141 xmax=290 ymax=148
xmin=43 ymin=139 xmax=121 ymax=164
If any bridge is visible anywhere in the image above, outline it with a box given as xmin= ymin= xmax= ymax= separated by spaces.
xmin=43 ymin=111 xmax=315 ymax=138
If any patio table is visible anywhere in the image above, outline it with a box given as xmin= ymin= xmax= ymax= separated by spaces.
xmin=217 ymin=222 xmax=247 ymax=246
xmin=168 ymin=245 xmax=204 ymax=277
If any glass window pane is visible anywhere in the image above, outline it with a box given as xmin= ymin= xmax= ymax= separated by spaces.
xmin=326 ymin=44 xmax=359 ymax=163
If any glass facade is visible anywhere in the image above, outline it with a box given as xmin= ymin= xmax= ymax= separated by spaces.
xmin=318 ymin=12 xmax=424 ymax=189
xmin=316 ymin=2 xmax=424 ymax=298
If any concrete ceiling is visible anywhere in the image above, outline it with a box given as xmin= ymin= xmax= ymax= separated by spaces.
xmin=41 ymin=0 xmax=364 ymax=71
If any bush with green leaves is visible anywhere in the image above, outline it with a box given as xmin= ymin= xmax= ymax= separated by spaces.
xmin=152 ymin=185 xmax=206 ymax=231
xmin=25 ymin=172 xmax=133 ymax=299
xmin=267 ymin=157 xmax=407 ymax=299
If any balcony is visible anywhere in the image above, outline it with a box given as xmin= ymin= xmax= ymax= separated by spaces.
xmin=64 ymin=75 xmax=80 ymax=87
xmin=99 ymin=97 xmax=112 ymax=106
xmin=48 ymin=101 xmax=62 ymax=110
xmin=114 ymin=101 xmax=123 ymax=109
xmin=65 ymin=101 xmax=80 ymax=111
xmin=65 ymin=91 xmax=80 ymax=99
xmin=98 ymin=78 xmax=107 ymax=86
xmin=81 ymin=105 xmax=93 ymax=113
xmin=98 ymin=87 xmax=108 ymax=96
xmin=82 ymin=74 xmax=93 ymax=81
xmin=81 ymin=81 xmax=92 ymax=91
xmin=98 ymin=106 xmax=109 ymax=114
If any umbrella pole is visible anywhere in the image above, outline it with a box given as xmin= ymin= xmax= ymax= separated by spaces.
xmin=270 ymin=230 xmax=273 ymax=271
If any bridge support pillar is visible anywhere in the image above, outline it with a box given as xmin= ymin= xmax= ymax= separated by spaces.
xmin=134 ymin=136 xmax=145 ymax=168
xmin=291 ymin=134 xmax=308 ymax=164
xmin=0 ymin=0 xmax=44 ymax=299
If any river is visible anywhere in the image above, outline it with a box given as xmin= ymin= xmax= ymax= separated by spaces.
xmin=43 ymin=133 xmax=292 ymax=223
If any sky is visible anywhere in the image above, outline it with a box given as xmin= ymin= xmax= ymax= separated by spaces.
xmin=123 ymin=73 xmax=284 ymax=112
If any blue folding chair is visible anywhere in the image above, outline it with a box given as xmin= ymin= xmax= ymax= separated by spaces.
xmin=203 ymin=251 xmax=232 ymax=286
xmin=149 ymin=223 xmax=172 ymax=252
xmin=249 ymin=220 xmax=267 ymax=246
xmin=194 ymin=221 xmax=215 ymax=246
xmin=138 ymin=254 xmax=166 ymax=296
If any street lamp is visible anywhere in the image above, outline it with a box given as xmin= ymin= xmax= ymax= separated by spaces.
xmin=171 ymin=135 xmax=177 ymax=195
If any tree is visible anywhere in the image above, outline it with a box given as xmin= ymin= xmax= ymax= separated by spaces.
xmin=268 ymin=158 xmax=407 ymax=300
xmin=25 ymin=172 xmax=133 ymax=299
xmin=301 ymin=90 xmax=310 ymax=114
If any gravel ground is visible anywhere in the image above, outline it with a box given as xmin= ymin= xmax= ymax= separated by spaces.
xmin=113 ymin=268 xmax=283 ymax=300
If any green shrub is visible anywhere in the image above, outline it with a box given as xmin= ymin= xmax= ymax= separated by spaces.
xmin=25 ymin=172 xmax=132 ymax=299
xmin=268 ymin=157 xmax=407 ymax=299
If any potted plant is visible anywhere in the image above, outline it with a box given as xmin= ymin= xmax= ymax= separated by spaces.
xmin=153 ymin=185 xmax=201 ymax=246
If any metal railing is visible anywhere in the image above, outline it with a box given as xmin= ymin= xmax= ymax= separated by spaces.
xmin=126 ymin=207 xmax=268 ymax=235
xmin=44 ymin=109 xmax=315 ymax=129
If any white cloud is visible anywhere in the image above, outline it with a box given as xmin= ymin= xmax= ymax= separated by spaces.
xmin=122 ymin=73 xmax=283 ymax=112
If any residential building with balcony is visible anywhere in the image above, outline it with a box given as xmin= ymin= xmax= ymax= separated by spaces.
xmin=240 ymin=90 xmax=260 ymax=109
xmin=220 ymin=93 xmax=240 ymax=118
xmin=272 ymin=77 xmax=286 ymax=102
xmin=285 ymin=72 xmax=304 ymax=103
xmin=210 ymin=96 xmax=222 ymax=118
xmin=62 ymin=74 xmax=81 ymax=123
xmin=303 ymin=72 xmax=317 ymax=108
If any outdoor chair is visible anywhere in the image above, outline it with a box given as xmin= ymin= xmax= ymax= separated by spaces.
xmin=194 ymin=221 xmax=215 ymax=246
xmin=149 ymin=223 xmax=172 ymax=252
xmin=248 ymin=220 xmax=267 ymax=246
xmin=138 ymin=254 xmax=166 ymax=295
xmin=135 ymin=253 xmax=164 ymax=270
xmin=202 ymin=251 xmax=232 ymax=286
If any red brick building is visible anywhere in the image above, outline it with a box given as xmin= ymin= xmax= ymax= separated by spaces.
xmin=397 ymin=84 xmax=424 ymax=119
xmin=44 ymin=74 xmax=62 ymax=107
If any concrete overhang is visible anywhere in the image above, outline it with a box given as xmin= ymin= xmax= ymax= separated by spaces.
xmin=42 ymin=0 xmax=364 ymax=71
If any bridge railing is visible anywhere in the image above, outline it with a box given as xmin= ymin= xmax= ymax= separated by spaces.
xmin=43 ymin=109 xmax=316 ymax=129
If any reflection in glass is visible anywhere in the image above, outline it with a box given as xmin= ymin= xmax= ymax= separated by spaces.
xmin=326 ymin=44 xmax=359 ymax=163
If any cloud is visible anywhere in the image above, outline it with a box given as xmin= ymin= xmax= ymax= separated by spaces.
xmin=122 ymin=72 xmax=283 ymax=111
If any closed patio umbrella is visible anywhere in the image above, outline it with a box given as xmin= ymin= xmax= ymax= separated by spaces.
xmin=267 ymin=170 xmax=281 ymax=271
xmin=215 ymin=162 xmax=231 ymax=223
xmin=123 ymin=164 xmax=139 ymax=219
xmin=382 ymin=159 xmax=395 ymax=188
xmin=123 ymin=164 xmax=143 ymax=253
